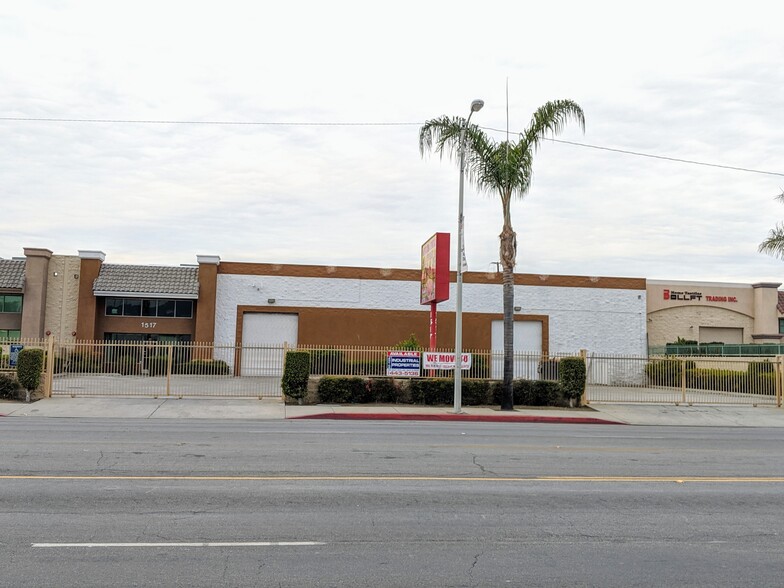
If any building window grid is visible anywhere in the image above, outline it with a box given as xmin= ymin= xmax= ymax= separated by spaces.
xmin=0 ymin=294 xmax=23 ymax=313
xmin=105 ymin=298 xmax=193 ymax=319
xmin=0 ymin=329 xmax=21 ymax=340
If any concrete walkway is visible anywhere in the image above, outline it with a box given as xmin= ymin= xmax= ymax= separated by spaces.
xmin=3 ymin=397 xmax=784 ymax=426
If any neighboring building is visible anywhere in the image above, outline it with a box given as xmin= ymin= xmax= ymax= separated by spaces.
xmin=0 ymin=247 xmax=80 ymax=341
xmin=647 ymin=280 xmax=782 ymax=346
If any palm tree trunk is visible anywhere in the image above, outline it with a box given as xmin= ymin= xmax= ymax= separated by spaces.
xmin=499 ymin=221 xmax=516 ymax=411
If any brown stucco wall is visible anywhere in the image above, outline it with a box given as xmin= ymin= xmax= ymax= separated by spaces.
xmin=194 ymin=260 xmax=218 ymax=343
xmin=219 ymin=262 xmax=645 ymax=291
xmin=234 ymin=305 xmax=549 ymax=352
xmin=94 ymin=311 xmax=196 ymax=340
xmin=76 ymin=256 xmax=103 ymax=340
xmin=20 ymin=248 xmax=52 ymax=339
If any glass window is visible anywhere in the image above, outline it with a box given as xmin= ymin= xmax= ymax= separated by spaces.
xmin=157 ymin=300 xmax=175 ymax=318
xmin=105 ymin=298 xmax=124 ymax=316
xmin=123 ymin=299 xmax=142 ymax=316
xmin=0 ymin=329 xmax=21 ymax=340
xmin=1 ymin=295 xmax=23 ymax=313
xmin=175 ymin=300 xmax=193 ymax=318
xmin=142 ymin=299 xmax=158 ymax=317
xmin=780 ymin=318 xmax=784 ymax=334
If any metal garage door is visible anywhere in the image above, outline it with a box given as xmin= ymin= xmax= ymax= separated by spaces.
xmin=240 ymin=313 xmax=299 ymax=377
xmin=491 ymin=320 xmax=543 ymax=379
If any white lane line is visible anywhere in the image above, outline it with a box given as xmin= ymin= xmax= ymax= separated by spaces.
xmin=32 ymin=541 xmax=324 ymax=548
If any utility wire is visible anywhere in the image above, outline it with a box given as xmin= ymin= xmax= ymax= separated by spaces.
xmin=2 ymin=115 xmax=782 ymax=178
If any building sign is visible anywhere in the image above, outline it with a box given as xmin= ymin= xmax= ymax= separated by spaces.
xmin=663 ymin=289 xmax=737 ymax=303
xmin=386 ymin=351 xmax=421 ymax=376
xmin=422 ymin=352 xmax=472 ymax=371
xmin=420 ymin=232 xmax=450 ymax=305
xmin=9 ymin=344 xmax=23 ymax=367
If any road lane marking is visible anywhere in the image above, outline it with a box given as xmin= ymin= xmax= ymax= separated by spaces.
xmin=32 ymin=541 xmax=324 ymax=548
xmin=3 ymin=475 xmax=784 ymax=483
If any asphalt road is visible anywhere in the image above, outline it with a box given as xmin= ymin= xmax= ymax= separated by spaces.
xmin=2 ymin=419 xmax=784 ymax=587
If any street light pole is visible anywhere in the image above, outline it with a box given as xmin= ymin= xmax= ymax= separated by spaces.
xmin=453 ymin=98 xmax=484 ymax=414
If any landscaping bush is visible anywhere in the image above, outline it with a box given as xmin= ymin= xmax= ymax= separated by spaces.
xmin=408 ymin=378 xmax=453 ymax=405
xmin=645 ymin=359 xmax=682 ymax=387
xmin=178 ymin=359 xmax=231 ymax=375
xmin=686 ymin=367 xmax=776 ymax=396
xmin=0 ymin=373 xmax=23 ymax=400
xmin=317 ymin=376 xmax=371 ymax=403
xmin=394 ymin=334 xmax=422 ymax=350
xmin=309 ymin=349 xmax=344 ymax=375
xmin=461 ymin=379 xmax=492 ymax=405
xmin=147 ymin=355 xmax=170 ymax=377
xmin=282 ymin=351 xmax=310 ymax=404
xmin=748 ymin=361 xmax=775 ymax=377
xmin=368 ymin=378 xmax=402 ymax=403
xmin=492 ymin=379 xmax=565 ymax=406
xmin=345 ymin=359 xmax=386 ymax=376
xmin=559 ymin=357 xmax=586 ymax=404
xmin=16 ymin=348 xmax=44 ymax=402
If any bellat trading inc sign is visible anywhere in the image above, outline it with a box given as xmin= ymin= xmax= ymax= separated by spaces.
xmin=664 ymin=289 xmax=738 ymax=303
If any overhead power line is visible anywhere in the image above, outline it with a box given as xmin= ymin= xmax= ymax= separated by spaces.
xmin=2 ymin=115 xmax=782 ymax=178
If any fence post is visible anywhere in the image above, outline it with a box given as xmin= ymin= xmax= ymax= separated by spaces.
xmin=579 ymin=349 xmax=588 ymax=405
xmin=777 ymin=355 xmax=783 ymax=408
xmin=44 ymin=335 xmax=55 ymax=398
xmin=680 ymin=358 xmax=686 ymax=405
xmin=166 ymin=345 xmax=173 ymax=397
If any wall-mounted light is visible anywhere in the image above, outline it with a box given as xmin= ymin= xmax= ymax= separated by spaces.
xmin=53 ymin=271 xmax=59 ymax=276
xmin=267 ymin=298 xmax=276 ymax=304
xmin=514 ymin=306 xmax=521 ymax=312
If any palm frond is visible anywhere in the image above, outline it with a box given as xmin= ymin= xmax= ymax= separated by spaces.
xmin=522 ymin=99 xmax=585 ymax=153
xmin=758 ymin=223 xmax=784 ymax=258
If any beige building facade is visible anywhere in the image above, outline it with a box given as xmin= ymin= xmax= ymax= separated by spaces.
xmin=647 ymin=280 xmax=782 ymax=347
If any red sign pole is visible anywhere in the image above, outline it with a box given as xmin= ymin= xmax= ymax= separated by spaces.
xmin=429 ymin=301 xmax=437 ymax=350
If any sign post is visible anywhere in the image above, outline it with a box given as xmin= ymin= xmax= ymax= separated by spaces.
xmin=421 ymin=233 xmax=450 ymax=375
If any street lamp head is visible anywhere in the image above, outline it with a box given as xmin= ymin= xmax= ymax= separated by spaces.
xmin=470 ymin=99 xmax=484 ymax=112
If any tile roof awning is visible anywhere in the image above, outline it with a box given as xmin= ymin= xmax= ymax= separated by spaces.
xmin=0 ymin=259 xmax=25 ymax=290
xmin=93 ymin=264 xmax=199 ymax=299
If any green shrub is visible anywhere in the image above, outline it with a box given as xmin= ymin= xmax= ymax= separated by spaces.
xmin=645 ymin=359 xmax=682 ymax=387
xmin=147 ymin=355 xmax=170 ymax=377
xmin=0 ymin=373 xmax=23 ymax=400
xmin=748 ymin=361 xmax=775 ymax=377
xmin=179 ymin=359 xmax=231 ymax=375
xmin=309 ymin=349 xmax=344 ymax=375
xmin=687 ymin=367 xmax=776 ymax=396
xmin=408 ymin=378 xmax=453 ymax=405
xmin=346 ymin=359 xmax=386 ymax=376
xmin=317 ymin=377 xmax=370 ymax=403
xmin=559 ymin=357 xmax=586 ymax=402
xmin=461 ymin=379 xmax=492 ymax=405
xmin=368 ymin=378 xmax=402 ymax=403
xmin=394 ymin=334 xmax=422 ymax=350
xmin=16 ymin=348 xmax=44 ymax=402
xmin=493 ymin=379 xmax=565 ymax=406
xmin=282 ymin=351 xmax=310 ymax=403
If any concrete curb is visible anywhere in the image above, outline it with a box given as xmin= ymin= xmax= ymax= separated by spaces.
xmin=289 ymin=412 xmax=624 ymax=425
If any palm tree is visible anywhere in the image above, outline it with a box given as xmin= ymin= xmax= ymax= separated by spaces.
xmin=759 ymin=191 xmax=784 ymax=259
xmin=419 ymin=100 xmax=585 ymax=410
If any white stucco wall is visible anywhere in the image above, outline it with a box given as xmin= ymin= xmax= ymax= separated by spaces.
xmin=215 ymin=273 xmax=647 ymax=355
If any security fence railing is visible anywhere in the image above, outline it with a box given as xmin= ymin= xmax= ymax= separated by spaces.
xmin=3 ymin=337 xmax=783 ymax=406
xmin=585 ymin=354 xmax=783 ymax=406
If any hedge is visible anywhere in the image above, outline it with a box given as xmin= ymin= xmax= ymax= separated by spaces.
xmin=0 ymin=373 xmax=23 ymax=400
xmin=560 ymin=357 xmax=587 ymax=401
xmin=282 ymin=351 xmax=310 ymax=403
xmin=17 ymin=348 xmax=44 ymax=402
xmin=317 ymin=376 xmax=372 ymax=403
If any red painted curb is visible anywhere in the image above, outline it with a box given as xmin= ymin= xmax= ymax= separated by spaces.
xmin=290 ymin=413 xmax=623 ymax=425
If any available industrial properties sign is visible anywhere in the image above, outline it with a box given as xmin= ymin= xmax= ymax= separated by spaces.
xmin=663 ymin=289 xmax=738 ymax=303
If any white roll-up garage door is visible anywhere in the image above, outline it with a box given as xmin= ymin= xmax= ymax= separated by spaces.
xmin=491 ymin=320 xmax=543 ymax=379
xmin=240 ymin=313 xmax=299 ymax=376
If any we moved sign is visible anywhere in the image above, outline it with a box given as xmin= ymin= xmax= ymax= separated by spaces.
xmin=422 ymin=352 xmax=472 ymax=371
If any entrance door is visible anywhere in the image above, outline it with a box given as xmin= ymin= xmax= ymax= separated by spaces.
xmin=240 ymin=313 xmax=299 ymax=376
xmin=491 ymin=320 xmax=543 ymax=379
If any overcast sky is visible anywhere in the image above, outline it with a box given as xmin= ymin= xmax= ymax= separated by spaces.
xmin=1 ymin=1 xmax=783 ymax=283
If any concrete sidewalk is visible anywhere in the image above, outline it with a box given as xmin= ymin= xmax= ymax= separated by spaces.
xmin=2 ymin=397 xmax=784 ymax=426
